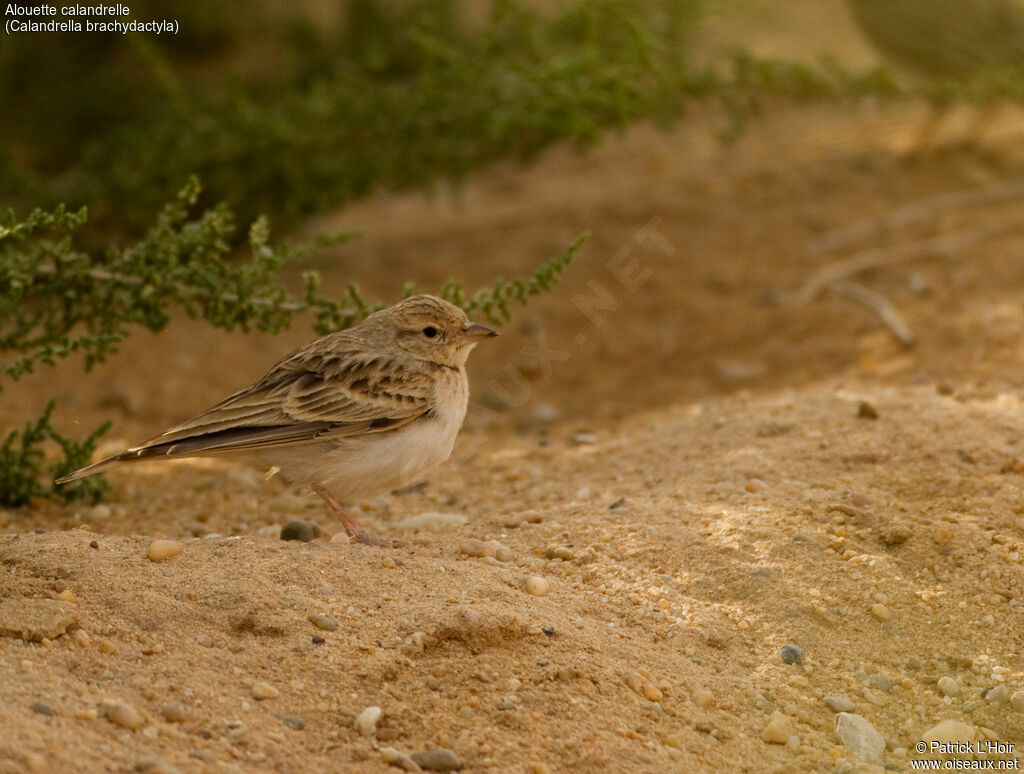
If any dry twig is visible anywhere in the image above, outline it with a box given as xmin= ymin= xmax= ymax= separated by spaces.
xmin=797 ymin=219 xmax=1024 ymax=304
xmin=806 ymin=177 xmax=1024 ymax=256
xmin=828 ymin=280 xmax=916 ymax=346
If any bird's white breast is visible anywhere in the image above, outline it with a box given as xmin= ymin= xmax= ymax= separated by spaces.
xmin=276 ymin=367 xmax=470 ymax=502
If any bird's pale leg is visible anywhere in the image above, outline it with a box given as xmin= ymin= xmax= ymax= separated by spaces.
xmin=312 ymin=484 xmax=403 ymax=548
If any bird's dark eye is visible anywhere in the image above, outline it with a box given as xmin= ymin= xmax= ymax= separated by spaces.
xmin=422 ymin=326 xmax=438 ymax=339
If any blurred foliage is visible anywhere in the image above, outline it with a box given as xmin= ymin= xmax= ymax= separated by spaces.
xmin=1 ymin=178 xmax=356 ymax=385
xmin=0 ymin=401 xmax=111 ymax=507
xmin=7 ymin=0 xmax=1018 ymax=235
xmin=1 ymin=0 xmax=710 ymax=231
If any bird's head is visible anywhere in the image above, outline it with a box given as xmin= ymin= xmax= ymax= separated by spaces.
xmin=378 ymin=295 xmax=498 ymax=367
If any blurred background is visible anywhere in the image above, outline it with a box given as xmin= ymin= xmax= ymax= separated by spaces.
xmin=5 ymin=0 xmax=1024 ymax=466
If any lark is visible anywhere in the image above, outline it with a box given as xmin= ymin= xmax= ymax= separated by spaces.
xmin=58 ymin=295 xmax=498 ymax=546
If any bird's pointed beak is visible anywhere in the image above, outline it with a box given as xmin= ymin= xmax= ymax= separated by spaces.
xmin=464 ymin=322 xmax=499 ymax=340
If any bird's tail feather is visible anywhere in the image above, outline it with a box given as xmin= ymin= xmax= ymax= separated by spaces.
xmin=55 ymin=448 xmax=148 ymax=484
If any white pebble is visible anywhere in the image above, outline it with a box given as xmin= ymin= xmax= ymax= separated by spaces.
xmin=525 ymin=576 xmax=549 ymax=597
xmin=920 ymin=719 xmax=976 ymax=744
xmin=356 ymin=706 xmax=382 ymax=736
xmin=986 ymin=684 xmax=1010 ymax=704
xmin=937 ymin=676 xmax=960 ymax=697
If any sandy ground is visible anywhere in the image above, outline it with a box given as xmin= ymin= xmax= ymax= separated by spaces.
xmin=7 ymin=4 xmax=1024 ymax=772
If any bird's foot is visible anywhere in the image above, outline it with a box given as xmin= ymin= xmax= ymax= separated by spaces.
xmin=348 ymin=528 xmax=404 ymax=549
xmin=313 ymin=483 xmax=403 ymax=548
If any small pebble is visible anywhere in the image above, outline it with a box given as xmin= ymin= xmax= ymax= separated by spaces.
xmin=56 ymin=589 xmax=74 ymax=603
xmin=89 ymin=540 xmax=99 ymax=549
xmin=571 ymin=433 xmax=597 ymax=445
xmin=745 ymin=478 xmax=769 ymax=493
xmin=937 ymin=676 xmax=960 ymax=697
xmin=251 ymin=681 xmax=279 ymax=700
xmin=312 ymin=636 xmax=325 ymax=645
xmin=834 ymin=713 xmax=884 ymax=765
xmin=278 ymin=715 xmax=304 ymax=730
xmin=870 ymin=604 xmax=892 ymax=622
xmin=780 ymin=644 xmax=804 ymax=665
xmin=534 ymin=404 xmax=559 ymax=423
xmin=409 ymin=748 xmax=463 ymax=772
xmin=161 ymin=705 xmax=187 ymax=723
xmin=692 ymin=688 xmax=714 ymax=708
xmin=107 ymin=702 xmax=144 ymax=730
xmin=985 ymin=684 xmax=1010 ymax=704
xmin=195 ymin=634 xmax=213 ymax=648
xmin=73 ymin=629 xmax=90 ymax=647
xmin=525 ymin=576 xmax=549 ymax=597
xmin=146 ymin=540 xmax=182 ymax=562
xmin=857 ymin=401 xmax=878 ymax=419
xmin=760 ymin=711 xmax=794 ymax=744
xmin=920 ymin=719 xmax=976 ymax=744
xmin=625 ymin=672 xmax=662 ymax=702
xmin=356 ymin=706 xmax=382 ymax=736
xmin=459 ymin=539 xmax=498 ymax=558
xmin=381 ymin=747 xmax=423 ymax=772
xmin=867 ymin=674 xmax=893 ymax=693
xmin=308 ymin=613 xmax=338 ymax=632
xmin=824 ymin=695 xmax=855 ymax=713
xmin=280 ymin=521 xmax=320 ymax=542
xmin=880 ymin=522 xmax=912 ymax=546
xmin=31 ymin=701 xmax=54 ymax=716
xmin=544 ymin=545 xmax=574 ymax=561
xmin=1010 ymin=690 xmax=1024 ymax=712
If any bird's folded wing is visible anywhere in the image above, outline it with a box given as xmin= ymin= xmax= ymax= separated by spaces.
xmin=127 ymin=350 xmax=434 ymax=458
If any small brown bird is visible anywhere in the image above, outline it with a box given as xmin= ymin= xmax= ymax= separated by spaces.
xmin=58 ymin=295 xmax=498 ymax=546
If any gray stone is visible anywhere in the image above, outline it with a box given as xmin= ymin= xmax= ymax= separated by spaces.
xmin=834 ymin=712 xmax=884 ymax=765
xmin=280 ymin=521 xmax=320 ymax=542
xmin=779 ymin=644 xmax=804 ymax=665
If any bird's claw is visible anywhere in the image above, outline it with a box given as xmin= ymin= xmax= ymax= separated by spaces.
xmin=348 ymin=528 xmax=404 ymax=548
